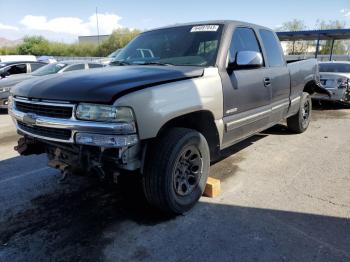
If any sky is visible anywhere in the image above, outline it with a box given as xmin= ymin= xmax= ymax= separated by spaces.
xmin=0 ymin=0 xmax=350 ymax=42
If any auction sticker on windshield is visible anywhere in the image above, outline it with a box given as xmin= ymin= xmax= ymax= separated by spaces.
xmin=190 ymin=25 xmax=219 ymax=32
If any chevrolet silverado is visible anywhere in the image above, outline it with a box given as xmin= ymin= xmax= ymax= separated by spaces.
xmin=9 ymin=21 xmax=328 ymax=214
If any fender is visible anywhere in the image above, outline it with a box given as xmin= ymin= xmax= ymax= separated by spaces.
xmin=114 ymin=68 xmax=224 ymax=142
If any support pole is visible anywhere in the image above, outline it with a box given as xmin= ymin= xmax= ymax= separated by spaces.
xmin=329 ymin=39 xmax=335 ymax=61
xmin=315 ymin=35 xmax=320 ymax=59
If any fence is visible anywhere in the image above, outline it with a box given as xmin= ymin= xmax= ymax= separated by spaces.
xmin=286 ymin=54 xmax=350 ymax=62
xmin=53 ymin=56 xmax=106 ymax=62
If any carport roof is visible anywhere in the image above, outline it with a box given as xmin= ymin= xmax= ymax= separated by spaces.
xmin=276 ymin=29 xmax=350 ymax=41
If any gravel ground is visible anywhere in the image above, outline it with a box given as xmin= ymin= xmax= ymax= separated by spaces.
xmin=0 ymin=103 xmax=349 ymax=262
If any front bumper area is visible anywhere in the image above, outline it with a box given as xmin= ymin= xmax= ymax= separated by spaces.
xmin=312 ymin=87 xmax=349 ymax=102
xmin=9 ymin=97 xmax=138 ymax=147
xmin=0 ymin=91 xmax=10 ymax=109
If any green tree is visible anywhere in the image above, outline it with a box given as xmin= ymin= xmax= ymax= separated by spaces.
xmin=277 ymin=19 xmax=310 ymax=55
xmin=17 ymin=36 xmax=50 ymax=55
xmin=0 ymin=28 xmax=141 ymax=57
xmin=278 ymin=19 xmax=307 ymax=31
xmin=315 ymin=20 xmax=347 ymax=55
xmin=99 ymin=28 xmax=141 ymax=56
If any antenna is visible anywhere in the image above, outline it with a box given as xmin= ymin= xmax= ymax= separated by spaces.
xmin=96 ymin=7 xmax=101 ymax=56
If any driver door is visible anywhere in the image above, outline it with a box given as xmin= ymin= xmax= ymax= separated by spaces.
xmin=221 ymin=27 xmax=272 ymax=148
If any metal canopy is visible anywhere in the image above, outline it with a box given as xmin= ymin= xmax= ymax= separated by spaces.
xmin=276 ymin=29 xmax=350 ymax=60
xmin=276 ymin=29 xmax=350 ymax=41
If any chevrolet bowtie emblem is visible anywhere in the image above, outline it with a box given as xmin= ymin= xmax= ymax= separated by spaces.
xmin=23 ymin=113 xmax=38 ymax=126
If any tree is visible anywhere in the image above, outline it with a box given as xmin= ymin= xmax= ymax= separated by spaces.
xmin=99 ymin=28 xmax=141 ymax=56
xmin=277 ymin=19 xmax=310 ymax=55
xmin=0 ymin=28 xmax=142 ymax=57
xmin=315 ymin=20 xmax=348 ymax=55
xmin=17 ymin=36 xmax=50 ymax=55
xmin=278 ymin=19 xmax=307 ymax=31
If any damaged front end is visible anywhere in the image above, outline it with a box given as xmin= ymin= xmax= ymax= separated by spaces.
xmin=15 ymin=135 xmax=141 ymax=182
xmin=9 ymin=96 xmax=142 ymax=182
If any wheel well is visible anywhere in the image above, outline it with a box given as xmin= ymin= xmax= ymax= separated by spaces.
xmin=157 ymin=111 xmax=220 ymax=160
xmin=303 ymin=80 xmax=318 ymax=95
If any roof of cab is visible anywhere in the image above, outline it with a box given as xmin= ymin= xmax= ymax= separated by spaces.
xmin=143 ymin=20 xmax=273 ymax=33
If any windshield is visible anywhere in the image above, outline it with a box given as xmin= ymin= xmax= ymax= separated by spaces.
xmin=115 ymin=24 xmax=223 ymax=66
xmin=32 ymin=63 xmax=67 ymax=76
xmin=319 ymin=63 xmax=350 ymax=73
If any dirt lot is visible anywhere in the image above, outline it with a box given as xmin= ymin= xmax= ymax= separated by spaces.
xmin=0 ymin=104 xmax=349 ymax=262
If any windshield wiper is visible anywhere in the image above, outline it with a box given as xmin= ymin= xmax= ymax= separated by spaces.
xmin=137 ymin=61 xmax=174 ymax=66
xmin=110 ymin=60 xmax=132 ymax=66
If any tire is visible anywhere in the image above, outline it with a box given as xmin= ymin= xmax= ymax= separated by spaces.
xmin=143 ymin=128 xmax=210 ymax=214
xmin=287 ymin=92 xmax=312 ymax=133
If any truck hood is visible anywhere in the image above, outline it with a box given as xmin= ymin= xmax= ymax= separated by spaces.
xmin=11 ymin=66 xmax=204 ymax=103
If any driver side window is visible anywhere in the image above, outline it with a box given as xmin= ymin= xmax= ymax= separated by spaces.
xmin=229 ymin=28 xmax=261 ymax=63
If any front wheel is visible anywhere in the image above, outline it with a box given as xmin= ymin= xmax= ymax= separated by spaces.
xmin=287 ymin=92 xmax=312 ymax=133
xmin=143 ymin=128 xmax=210 ymax=214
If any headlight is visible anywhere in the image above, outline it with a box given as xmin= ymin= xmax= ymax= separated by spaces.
xmin=0 ymin=87 xmax=10 ymax=93
xmin=337 ymin=77 xmax=348 ymax=86
xmin=7 ymin=95 xmax=13 ymax=109
xmin=76 ymin=103 xmax=134 ymax=122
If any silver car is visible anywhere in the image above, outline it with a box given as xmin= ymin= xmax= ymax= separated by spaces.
xmin=313 ymin=61 xmax=350 ymax=105
xmin=0 ymin=61 xmax=103 ymax=109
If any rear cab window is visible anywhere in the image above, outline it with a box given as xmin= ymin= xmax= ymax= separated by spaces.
xmin=319 ymin=63 xmax=350 ymax=73
xmin=259 ymin=29 xmax=285 ymax=67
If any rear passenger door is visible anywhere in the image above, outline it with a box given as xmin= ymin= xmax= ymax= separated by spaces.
xmin=258 ymin=29 xmax=291 ymax=123
xmin=221 ymin=27 xmax=272 ymax=147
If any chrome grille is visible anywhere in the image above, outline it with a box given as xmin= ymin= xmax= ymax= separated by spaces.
xmin=18 ymin=121 xmax=72 ymax=140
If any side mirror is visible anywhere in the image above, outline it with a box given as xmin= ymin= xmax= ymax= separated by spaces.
xmin=0 ymin=71 xmax=9 ymax=79
xmin=227 ymin=51 xmax=263 ymax=72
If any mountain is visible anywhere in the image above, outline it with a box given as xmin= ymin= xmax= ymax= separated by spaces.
xmin=0 ymin=37 xmax=22 ymax=47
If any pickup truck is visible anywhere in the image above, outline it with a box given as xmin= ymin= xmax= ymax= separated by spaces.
xmin=9 ymin=20 xmax=328 ymax=214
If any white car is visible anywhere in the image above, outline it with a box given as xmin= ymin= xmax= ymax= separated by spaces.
xmin=0 ymin=55 xmax=37 ymax=62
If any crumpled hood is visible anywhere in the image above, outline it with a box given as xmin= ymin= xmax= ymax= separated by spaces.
xmin=11 ymin=66 xmax=204 ymax=103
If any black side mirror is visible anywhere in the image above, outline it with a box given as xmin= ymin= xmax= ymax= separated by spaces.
xmin=0 ymin=71 xmax=10 ymax=78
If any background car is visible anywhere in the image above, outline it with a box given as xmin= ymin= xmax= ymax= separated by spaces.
xmin=0 ymin=61 xmax=103 ymax=109
xmin=37 ymin=56 xmax=57 ymax=64
xmin=0 ymin=61 xmax=47 ymax=79
xmin=98 ymin=49 xmax=123 ymax=65
xmin=0 ymin=55 xmax=37 ymax=62
xmin=313 ymin=61 xmax=350 ymax=105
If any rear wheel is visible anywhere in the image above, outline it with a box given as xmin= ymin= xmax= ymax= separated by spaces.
xmin=287 ymin=92 xmax=312 ymax=133
xmin=143 ymin=128 xmax=210 ymax=214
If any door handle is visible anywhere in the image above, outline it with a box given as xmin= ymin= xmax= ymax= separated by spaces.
xmin=263 ymin=77 xmax=271 ymax=87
